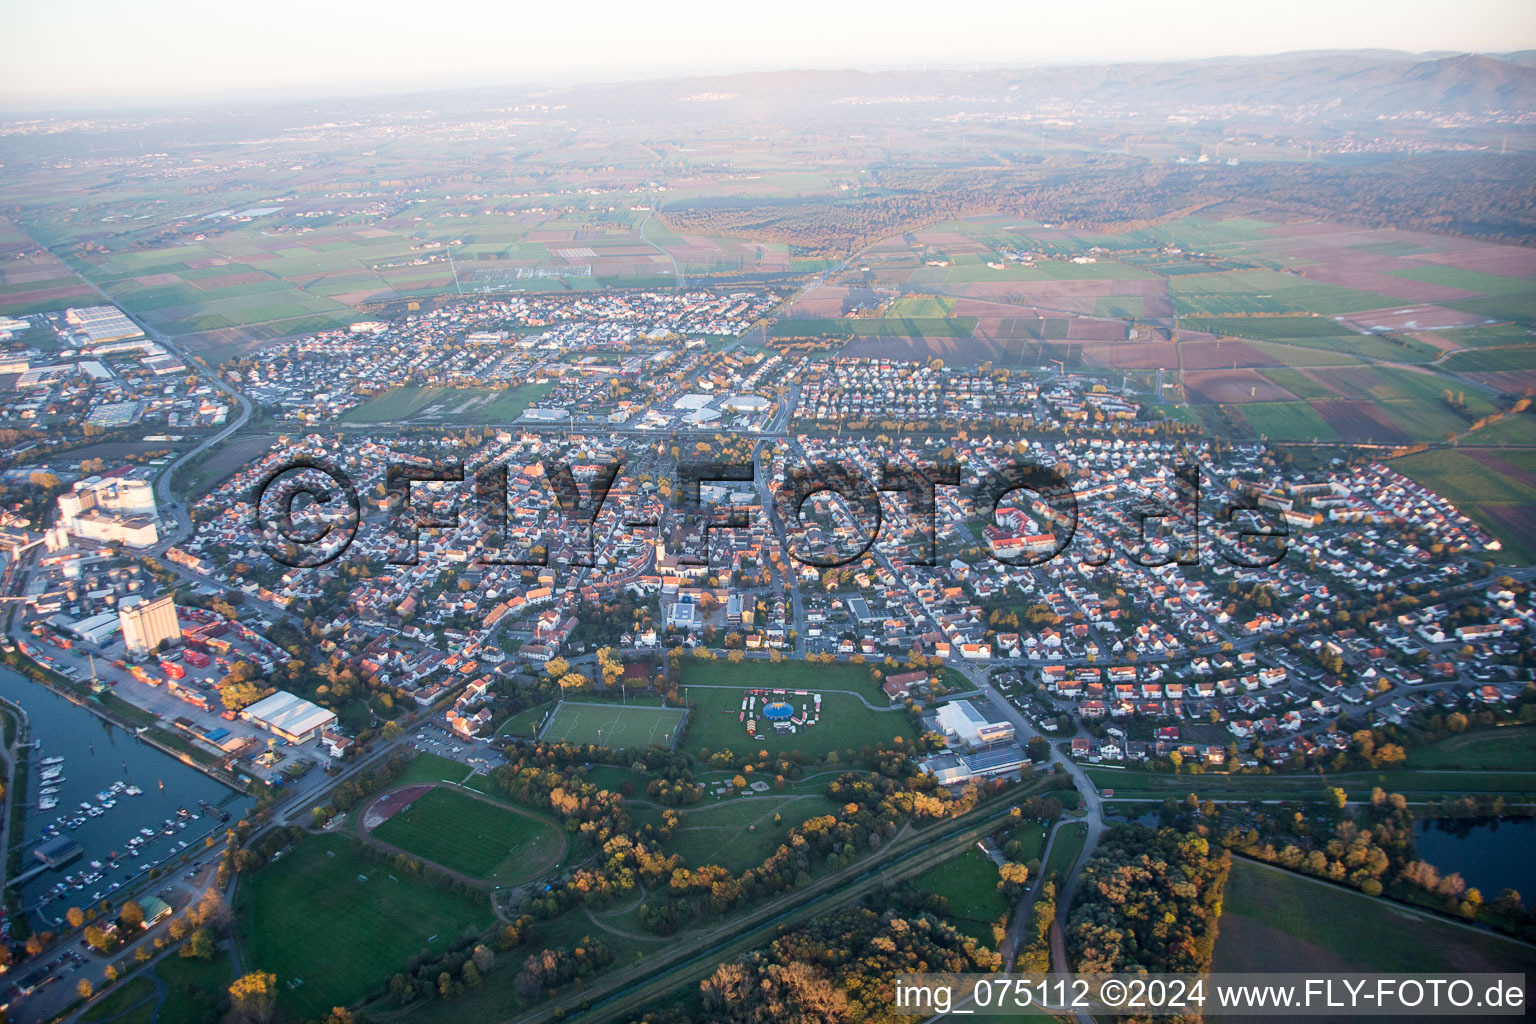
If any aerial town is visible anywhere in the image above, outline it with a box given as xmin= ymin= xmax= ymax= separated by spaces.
xmin=0 ymin=21 xmax=1533 ymax=1024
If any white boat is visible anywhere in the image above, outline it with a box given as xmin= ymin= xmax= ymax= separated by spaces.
xmin=38 ymin=797 xmax=57 ymax=811
xmin=124 ymin=786 xmax=142 ymax=796
xmin=40 ymin=756 xmax=64 ymax=767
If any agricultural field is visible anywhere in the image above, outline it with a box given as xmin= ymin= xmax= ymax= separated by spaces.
xmin=369 ymin=785 xmax=564 ymax=881
xmin=0 ymin=215 xmax=98 ymax=315
xmin=1211 ymin=859 xmax=1536 ymax=982
xmin=1390 ymin=448 xmax=1536 ymax=563
xmin=236 ymin=833 xmax=493 ymax=1019
xmin=540 ymin=700 xmax=687 ymax=750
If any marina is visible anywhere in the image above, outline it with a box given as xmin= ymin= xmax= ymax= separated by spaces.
xmin=1 ymin=667 xmax=253 ymax=928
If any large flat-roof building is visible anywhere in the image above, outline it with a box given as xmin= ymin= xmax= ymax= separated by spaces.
xmin=118 ymin=595 xmax=180 ymax=658
xmin=920 ymin=745 xmax=1028 ymax=784
xmin=241 ymin=690 xmax=336 ymax=744
xmin=933 ymin=699 xmax=1015 ymax=751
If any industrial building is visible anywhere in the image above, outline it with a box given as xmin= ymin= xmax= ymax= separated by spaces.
xmin=920 ymin=745 xmax=1029 ymax=785
xmin=118 ymin=594 xmax=181 ymax=658
xmin=931 ymin=699 xmax=1016 ymax=750
xmin=241 ymin=690 xmax=337 ymax=744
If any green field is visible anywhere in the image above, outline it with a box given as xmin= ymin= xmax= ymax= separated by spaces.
xmin=340 ymin=383 xmax=555 ymax=424
xmin=913 ymin=846 xmax=1012 ymax=946
xmin=394 ymin=751 xmax=475 ymax=787
xmin=1085 ymin=766 xmax=1536 ymax=799
xmin=1212 ymin=858 xmax=1536 ymax=981
xmin=1390 ymin=448 xmax=1536 ymax=563
xmin=237 ymin=833 xmax=493 ymax=1018
xmin=658 ymin=793 xmax=844 ymax=872
xmin=770 ymin=317 xmax=978 ymax=338
xmin=1442 ymin=346 xmax=1536 ymax=372
xmin=1180 ymin=315 xmax=1362 ymax=340
xmin=370 ymin=785 xmax=564 ymax=881
xmin=679 ymin=670 xmax=919 ymax=763
xmin=498 ymin=701 xmax=554 ymax=738
xmin=679 ymin=657 xmax=903 ymax=707
xmin=154 ymin=949 xmax=233 ymax=1024
xmin=1408 ymin=726 xmax=1536 ymax=771
xmin=1237 ymin=401 xmax=1340 ymax=441
xmin=82 ymin=977 xmax=157 ymax=1023
xmin=1043 ymin=822 xmax=1088 ymax=884
xmin=540 ymin=700 xmax=687 ymax=749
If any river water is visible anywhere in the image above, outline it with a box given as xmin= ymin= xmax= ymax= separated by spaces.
xmin=1 ymin=667 xmax=253 ymax=928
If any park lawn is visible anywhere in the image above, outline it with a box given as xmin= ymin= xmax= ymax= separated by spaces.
xmin=914 ymin=846 xmax=1011 ymax=946
xmin=1213 ymin=858 xmax=1536 ymax=976
xmin=394 ymin=751 xmax=474 ymax=787
xmin=155 ymin=949 xmax=233 ymax=1024
xmin=1002 ymin=820 xmax=1051 ymax=864
xmin=664 ymin=793 xmax=844 ymax=872
xmin=680 ymin=683 xmax=918 ymax=763
xmin=371 ymin=786 xmax=563 ymax=881
xmin=540 ymin=701 xmax=686 ymax=750
xmin=498 ymin=701 xmax=554 ymax=738
xmin=82 ymin=976 xmax=157 ymax=1023
xmin=580 ymin=763 xmax=648 ymax=794
xmin=680 ymin=657 xmax=893 ymax=706
xmin=237 ymin=833 xmax=493 ymax=1019
xmin=1408 ymin=726 xmax=1536 ymax=771
xmin=1044 ymin=823 xmax=1088 ymax=884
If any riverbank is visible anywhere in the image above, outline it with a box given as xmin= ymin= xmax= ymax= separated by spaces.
xmin=0 ymin=647 xmax=249 ymax=795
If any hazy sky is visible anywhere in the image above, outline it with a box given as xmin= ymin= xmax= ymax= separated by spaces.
xmin=3 ymin=0 xmax=1534 ymax=110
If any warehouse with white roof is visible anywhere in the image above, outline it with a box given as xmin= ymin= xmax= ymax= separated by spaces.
xmin=240 ymin=690 xmax=336 ymax=744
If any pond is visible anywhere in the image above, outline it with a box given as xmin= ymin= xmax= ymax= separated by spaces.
xmin=1415 ymin=816 xmax=1536 ymax=908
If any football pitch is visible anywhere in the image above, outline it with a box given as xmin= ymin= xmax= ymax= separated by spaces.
xmin=540 ymin=700 xmax=687 ymax=750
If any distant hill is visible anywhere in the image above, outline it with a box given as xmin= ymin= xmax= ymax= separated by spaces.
xmin=534 ymin=51 xmax=1536 ymax=122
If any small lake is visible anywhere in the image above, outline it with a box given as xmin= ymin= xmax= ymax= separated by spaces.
xmin=0 ymin=667 xmax=254 ymax=928
xmin=1415 ymin=816 xmax=1536 ymax=908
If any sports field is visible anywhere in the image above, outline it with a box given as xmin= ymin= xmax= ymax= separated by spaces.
xmin=540 ymin=700 xmax=687 ymax=749
xmin=370 ymin=785 xmax=564 ymax=880
xmin=237 ymin=833 xmax=493 ymax=1018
